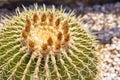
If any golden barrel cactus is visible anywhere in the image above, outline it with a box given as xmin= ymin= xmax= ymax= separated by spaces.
xmin=0 ymin=4 xmax=99 ymax=80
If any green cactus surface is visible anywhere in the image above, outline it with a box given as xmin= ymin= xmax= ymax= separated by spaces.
xmin=0 ymin=4 xmax=99 ymax=80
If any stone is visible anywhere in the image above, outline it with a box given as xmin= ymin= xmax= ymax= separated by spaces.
xmin=97 ymin=30 xmax=113 ymax=44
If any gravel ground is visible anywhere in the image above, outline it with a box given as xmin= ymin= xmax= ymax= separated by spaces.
xmin=99 ymin=37 xmax=120 ymax=80
xmin=77 ymin=2 xmax=120 ymax=80
xmin=0 ymin=1 xmax=120 ymax=80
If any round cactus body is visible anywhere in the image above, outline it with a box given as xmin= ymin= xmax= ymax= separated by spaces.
xmin=0 ymin=4 xmax=99 ymax=80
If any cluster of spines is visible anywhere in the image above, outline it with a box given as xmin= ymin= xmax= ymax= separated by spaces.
xmin=21 ymin=12 xmax=70 ymax=57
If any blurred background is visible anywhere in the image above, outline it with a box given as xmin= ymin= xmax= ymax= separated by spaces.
xmin=0 ymin=0 xmax=120 ymax=80
xmin=0 ymin=0 xmax=120 ymax=11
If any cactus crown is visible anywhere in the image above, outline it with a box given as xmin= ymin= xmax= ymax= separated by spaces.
xmin=22 ymin=11 xmax=70 ymax=57
xmin=0 ymin=4 xmax=99 ymax=80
